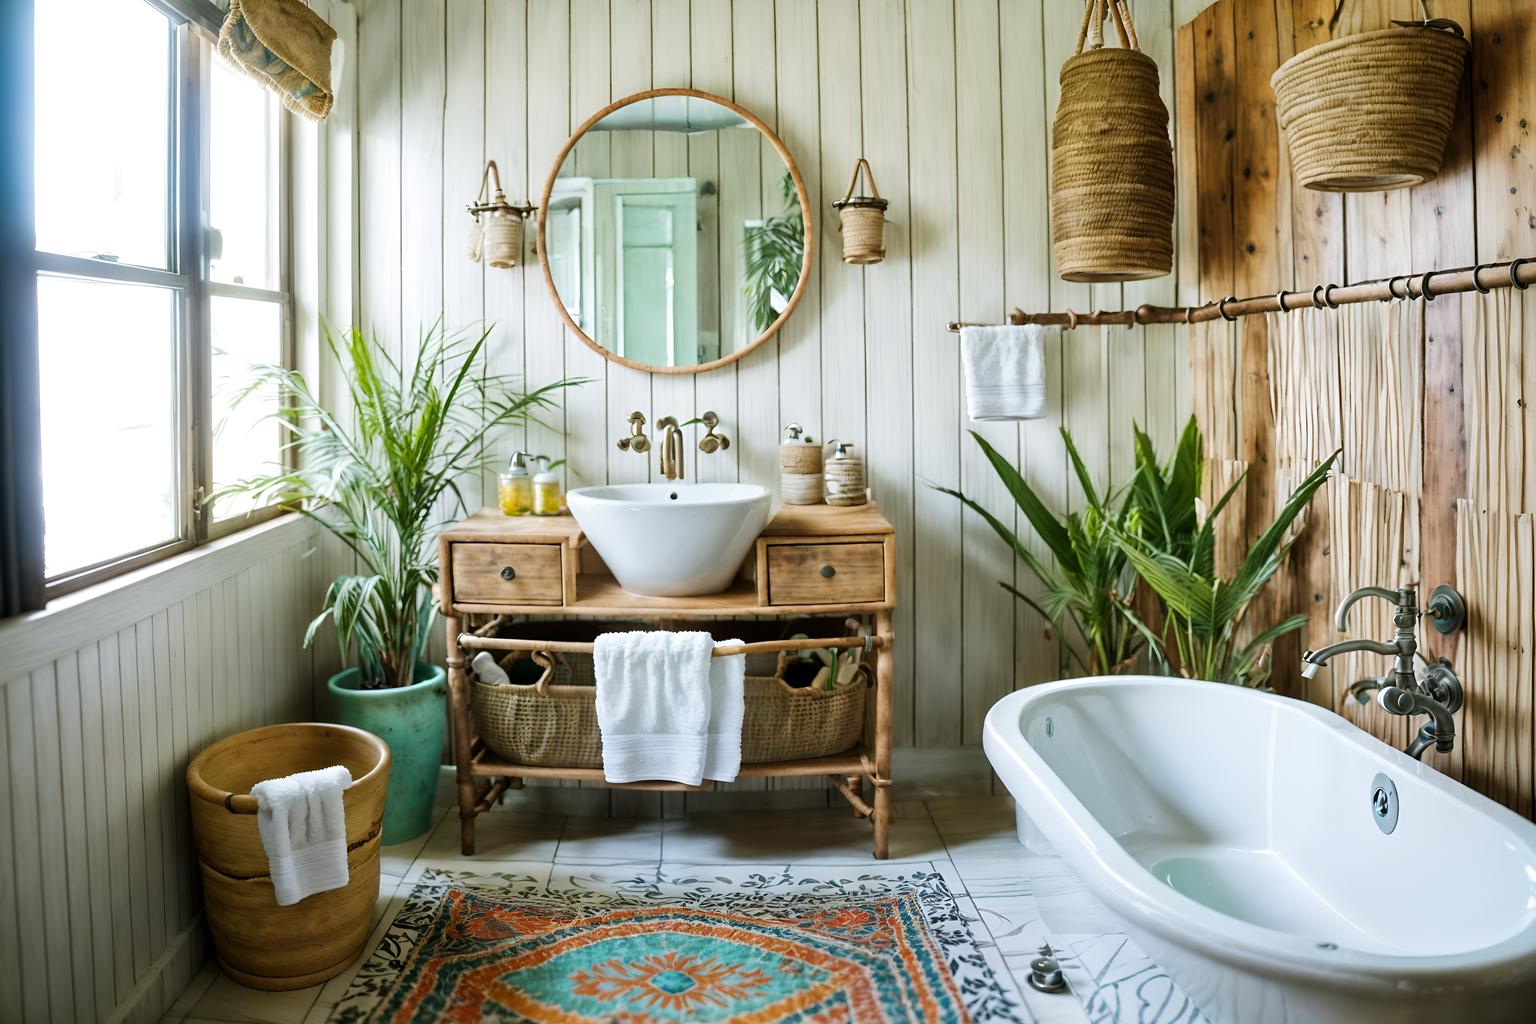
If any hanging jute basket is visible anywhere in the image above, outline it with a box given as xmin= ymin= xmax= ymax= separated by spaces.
xmin=1271 ymin=6 xmax=1468 ymax=193
xmin=1050 ymin=0 xmax=1174 ymax=282
xmin=832 ymin=158 xmax=889 ymax=265
xmin=466 ymin=160 xmax=533 ymax=269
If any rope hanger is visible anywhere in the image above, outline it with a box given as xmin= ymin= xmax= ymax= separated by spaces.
xmin=944 ymin=258 xmax=1536 ymax=333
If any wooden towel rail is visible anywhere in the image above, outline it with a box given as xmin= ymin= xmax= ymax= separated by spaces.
xmin=945 ymin=257 xmax=1536 ymax=332
xmin=457 ymin=633 xmax=890 ymax=658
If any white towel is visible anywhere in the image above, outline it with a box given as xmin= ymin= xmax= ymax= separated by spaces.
xmin=594 ymin=631 xmax=716 ymax=785
xmin=703 ymin=639 xmax=746 ymax=782
xmin=961 ymin=324 xmax=1049 ymax=421
xmin=249 ymin=765 xmax=352 ymax=907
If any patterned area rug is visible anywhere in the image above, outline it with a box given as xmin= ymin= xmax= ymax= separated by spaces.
xmin=327 ymin=867 xmax=1023 ymax=1023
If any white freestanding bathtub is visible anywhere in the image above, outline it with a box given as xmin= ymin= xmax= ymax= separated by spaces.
xmin=984 ymin=676 xmax=1536 ymax=1024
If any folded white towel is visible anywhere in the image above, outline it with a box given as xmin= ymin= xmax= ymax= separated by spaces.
xmin=961 ymin=324 xmax=1049 ymax=421
xmin=594 ymin=631 xmax=715 ymax=785
xmin=703 ymin=638 xmax=746 ymax=782
xmin=249 ymin=765 xmax=352 ymax=907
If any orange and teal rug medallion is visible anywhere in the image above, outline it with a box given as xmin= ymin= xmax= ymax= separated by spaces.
xmin=327 ymin=868 xmax=1022 ymax=1022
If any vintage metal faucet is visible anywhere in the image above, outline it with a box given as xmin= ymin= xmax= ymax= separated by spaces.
xmin=1301 ymin=584 xmax=1467 ymax=760
xmin=656 ymin=416 xmax=685 ymax=481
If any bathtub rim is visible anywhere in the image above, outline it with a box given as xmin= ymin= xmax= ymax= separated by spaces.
xmin=983 ymin=675 xmax=1536 ymax=993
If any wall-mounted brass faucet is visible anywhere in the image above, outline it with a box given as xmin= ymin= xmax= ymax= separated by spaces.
xmin=616 ymin=411 xmax=651 ymax=453
xmin=657 ymin=416 xmax=685 ymax=481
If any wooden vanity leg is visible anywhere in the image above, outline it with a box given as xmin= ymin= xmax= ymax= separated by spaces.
xmin=444 ymin=614 xmax=477 ymax=856
xmin=872 ymin=610 xmax=894 ymax=859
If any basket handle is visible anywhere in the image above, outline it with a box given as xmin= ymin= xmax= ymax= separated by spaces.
xmin=840 ymin=158 xmax=881 ymax=204
xmin=1075 ymin=0 xmax=1139 ymax=55
xmin=530 ymin=650 xmax=557 ymax=695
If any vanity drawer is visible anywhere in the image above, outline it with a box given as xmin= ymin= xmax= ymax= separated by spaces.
xmin=766 ymin=542 xmax=886 ymax=606
xmin=451 ymin=543 xmax=564 ymax=605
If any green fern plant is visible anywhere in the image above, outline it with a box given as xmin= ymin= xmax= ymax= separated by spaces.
xmin=210 ymin=322 xmax=584 ymax=688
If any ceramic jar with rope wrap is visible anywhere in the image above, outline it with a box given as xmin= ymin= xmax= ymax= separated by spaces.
xmin=1271 ymin=1 xmax=1468 ymax=193
xmin=1050 ymin=0 xmax=1174 ymax=282
xmin=833 ymin=158 xmax=888 ymax=265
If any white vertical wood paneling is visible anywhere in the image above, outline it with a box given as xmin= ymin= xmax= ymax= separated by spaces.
xmin=956 ymin=0 xmax=1015 ymax=744
xmin=0 ymin=535 xmax=321 ymax=1022
xmin=858 ymin=0 xmax=914 ymax=741
xmin=352 ymin=0 xmax=1194 ymax=748
xmin=357 ymin=0 xmax=403 ymax=354
xmin=732 ymin=0 xmax=781 ymax=502
xmin=907 ymin=0 xmax=964 ymax=745
xmin=1000 ymin=0 xmax=1061 ymax=691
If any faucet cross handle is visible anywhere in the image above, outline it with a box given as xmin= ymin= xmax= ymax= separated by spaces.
xmin=617 ymin=411 xmax=651 ymax=453
xmin=698 ymin=411 xmax=730 ymax=454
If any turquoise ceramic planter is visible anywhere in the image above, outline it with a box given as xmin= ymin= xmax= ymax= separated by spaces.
xmin=326 ymin=664 xmax=446 ymax=843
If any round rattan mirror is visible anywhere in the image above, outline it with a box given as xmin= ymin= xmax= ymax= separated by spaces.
xmin=538 ymin=88 xmax=814 ymax=374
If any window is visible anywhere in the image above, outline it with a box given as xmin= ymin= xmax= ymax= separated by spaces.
xmin=33 ymin=0 xmax=292 ymax=593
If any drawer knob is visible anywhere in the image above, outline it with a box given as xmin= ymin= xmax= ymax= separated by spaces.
xmin=499 ymin=565 xmax=517 ymax=581
xmin=820 ymin=564 xmax=836 ymax=579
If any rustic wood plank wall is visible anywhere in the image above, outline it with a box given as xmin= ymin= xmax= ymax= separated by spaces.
xmin=1177 ymin=0 xmax=1536 ymax=816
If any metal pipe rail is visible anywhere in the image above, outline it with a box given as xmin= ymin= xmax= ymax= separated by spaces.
xmin=945 ymin=257 xmax=1536 ymax=333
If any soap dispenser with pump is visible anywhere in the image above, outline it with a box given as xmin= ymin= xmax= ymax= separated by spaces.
xmin=532 ymin=456 xmax=563 ymax=516
xmin=824 ymin=439 xmax=867 ymax=506
xmin=498 ymin=451 xmax=534 ymax=516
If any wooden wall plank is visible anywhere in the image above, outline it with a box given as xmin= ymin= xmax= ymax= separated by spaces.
xmin=5 ymin=681 xmax=47 ymax=1022
xmin=444 ymin=0 xmax=487 ymax=513
xmin=483 ymin=0 xmax=531 ymax=489
xmin=956 ymin=0 xmax=1014 ymax=743
xmin=29 ymin=667 xmax=74 ymax=1022
xmin=907 ymin=0 xmax=963 ymax=746
xmin=774 ymin=0 xmax=824 ymax=450
xmin=0 ymin=683 xmax=17 ymax=1023
xmin=357 ymin=0 xmax=403 ymax=353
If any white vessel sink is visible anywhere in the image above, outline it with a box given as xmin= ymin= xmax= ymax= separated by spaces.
xmin=566 ymin=483 xmax=771 ymax=597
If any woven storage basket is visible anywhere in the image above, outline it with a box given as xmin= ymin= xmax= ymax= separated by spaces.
xmin=1271 ymin=18 xmax=1468 ymax=193
xmin=471 ymin=651 xmax=867 ymax=767
xmin=833 ymin=158 xmax=889 ymax=265
xmin=1050 ymin=0 xmax=1174 ymax=282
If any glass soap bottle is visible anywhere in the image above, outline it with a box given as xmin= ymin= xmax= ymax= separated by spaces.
xmin=532 ymin=457 xmax=562 ymax=516
xmin=498 ymin=451 xmax=533 ymax=516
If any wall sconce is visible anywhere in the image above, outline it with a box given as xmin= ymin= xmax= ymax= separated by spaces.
xmin=466 ymin=160 xmax=534 ymax=269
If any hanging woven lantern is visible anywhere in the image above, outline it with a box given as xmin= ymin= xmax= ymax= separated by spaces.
xmin=1050 ymin=0 xmax=1174 ymax=282
xmin=832 ymin=158 xmax=889 ymax=265
xmin=466 ymin=160 xmax=533 ymax=269
xmin=1272 ymin=8 xmax=1468 ymax=193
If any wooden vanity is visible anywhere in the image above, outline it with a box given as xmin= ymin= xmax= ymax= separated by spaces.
xmin=438 ymin=501 xmax=898 ymax=857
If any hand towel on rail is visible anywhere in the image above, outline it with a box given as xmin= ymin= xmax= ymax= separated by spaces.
xmin=703 ymin=638 xmax=746 ymax=783
xmin=594 ymin=630 xmax=716 ymax=786
xmin=961 ymin=324 xmax=1049 ymax=421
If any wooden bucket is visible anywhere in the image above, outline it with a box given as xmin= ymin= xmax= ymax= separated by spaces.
xmin=833 ymin=158 xmax=889 ymax=265
xmin=187 ymin=723 xmax=391 ymax=990
xmin=1272 ymin=16 xmax=1468 ymax=193
xmin=1050 ymin=0 xmax=1174 ymax=282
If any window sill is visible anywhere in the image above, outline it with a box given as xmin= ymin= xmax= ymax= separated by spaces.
xmin=0 ymin=513 xmax=315 ymax=679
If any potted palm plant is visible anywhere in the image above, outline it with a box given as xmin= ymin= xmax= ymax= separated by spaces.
xmin=214 ymin=323 xmax=580 ymax=841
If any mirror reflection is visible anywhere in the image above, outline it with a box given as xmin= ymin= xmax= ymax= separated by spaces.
xmin=545 ymin=94 xmax=807 ymax=368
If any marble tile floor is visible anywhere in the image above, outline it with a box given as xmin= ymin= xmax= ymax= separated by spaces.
xmin=161 ymin=791 xmax=1096 ymax=1024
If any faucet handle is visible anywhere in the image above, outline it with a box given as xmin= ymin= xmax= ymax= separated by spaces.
xmin=617 ymin=411 xmax=651 ymax=453
xmin=698 ymin=411 xmax=730 ymax=454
